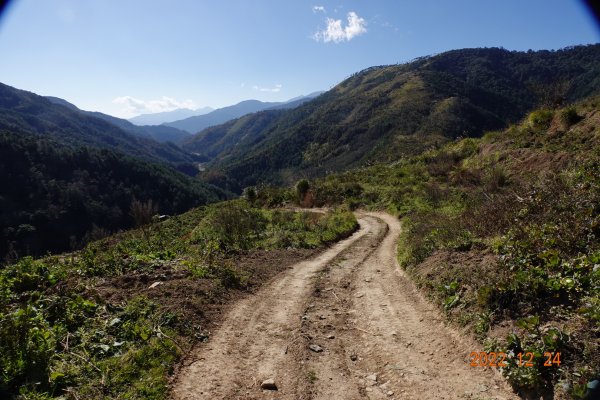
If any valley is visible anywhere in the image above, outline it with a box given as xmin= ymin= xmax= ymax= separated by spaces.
xmin=0 ymin=43 xmax=598 ymax=400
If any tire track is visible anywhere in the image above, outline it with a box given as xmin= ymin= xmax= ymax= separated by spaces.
xmin=170 ymin=216 xmax=381 ymax=399
xmin=170 ymin=213 xmax=517 ymax=400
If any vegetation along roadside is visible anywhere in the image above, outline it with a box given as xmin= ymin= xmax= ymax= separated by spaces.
xmin=0 ymin=201 xmax=357 ymax=399
xmin=296 ymin=99 xmax=599 ymax=399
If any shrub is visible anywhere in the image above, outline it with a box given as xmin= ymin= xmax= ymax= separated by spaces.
xmin=242 ymin=187 xmax=257 ymax=203
xmin=189 ymin=202 xmax=267 ymax=253
xmin=0 ymin=304 xmax=58 ymax=394
xmin=528 ymin=109 xmax=554 ymax=130
xmin=559 ymin=107 xmax=581 ymax=127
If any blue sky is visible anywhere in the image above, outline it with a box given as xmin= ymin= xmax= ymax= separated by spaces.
xmin=0 ymin=0 xmax=598 ymax=118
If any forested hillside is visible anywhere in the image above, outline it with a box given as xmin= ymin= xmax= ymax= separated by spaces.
xmin=0 ymin=132 xmax=227 ymax=262
xmin=45 ymin=96 xmax=192 ymax=144
xmin=185 ymin=45 xmax=600 ymax=191
xmin=0 ymin=83 xmax=197 ymax=165
xmin=181 ymin=110 xmax=285 ymax=159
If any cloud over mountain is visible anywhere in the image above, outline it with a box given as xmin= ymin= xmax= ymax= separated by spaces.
xmin=112 ymin=95 xmax=197 ymax=117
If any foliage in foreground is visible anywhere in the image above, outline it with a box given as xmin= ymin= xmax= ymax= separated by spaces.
xmin=0 ymin=201 xmax=357 ymax=399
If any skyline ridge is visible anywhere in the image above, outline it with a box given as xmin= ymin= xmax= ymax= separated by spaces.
xmin=0 ymin=0 xmax=596 ymax=118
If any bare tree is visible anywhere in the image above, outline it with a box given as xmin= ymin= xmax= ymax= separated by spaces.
xmin=529 ymin=80 xmax=571 ymax=109
xmin=130 ymin=198 xmax=158 ymax=243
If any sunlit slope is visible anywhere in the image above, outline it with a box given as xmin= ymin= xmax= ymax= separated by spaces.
xmin=185 ymin=45 xmax=600 ymax=189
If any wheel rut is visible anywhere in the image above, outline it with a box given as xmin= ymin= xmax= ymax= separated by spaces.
xmin=170 ymin=213 xmax=517 ymax=400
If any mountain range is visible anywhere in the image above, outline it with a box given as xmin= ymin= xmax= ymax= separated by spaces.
xmin=128 ymin=106 xmax=214 ymax=126
xmin=0 ymin=84 xmax=326 ymax=260
xmin=2 ymin=44 xmax=600 ymax=260
xmin=164 ymin=92 xmax=324 ymax=134
xmin=0 ymin=84 xmax=232 ymax=260
xmin=2 ymin=42 xmax=599 ymax=400
xmin=45 ymin=96 xmax=192 ymax=144
xmin=180 ymin=45 xmax=600 ymax=190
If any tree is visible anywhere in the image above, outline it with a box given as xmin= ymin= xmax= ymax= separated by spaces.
xmin=295 ymin=179 xmax=314 ymax=207
xmin=295 ymin=179 xmax=310 ymax=202
xmin=242 ymin=187 xmax=257 ymax=204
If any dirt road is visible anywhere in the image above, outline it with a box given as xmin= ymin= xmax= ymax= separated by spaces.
xmin=171 ymin=213 xmax=516 ymax=399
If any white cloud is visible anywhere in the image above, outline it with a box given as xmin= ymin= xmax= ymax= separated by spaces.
xmin=252 ymin=84 xmax=282 ymax=93
xmin=312 ymin=5 xmax=325 ymax=13
xmin=112 ymin=95 xmax=197 ymax=116
xmin=313 ymin=11 xmax=367 ymax=43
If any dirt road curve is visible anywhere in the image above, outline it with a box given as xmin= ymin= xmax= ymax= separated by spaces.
xmin=171 ymin=213 xmax=517 ymax=400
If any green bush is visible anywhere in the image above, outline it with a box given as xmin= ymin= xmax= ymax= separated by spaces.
xmin=189 ymin=202 xmax=268 ymax=253
xmin=0 ymin=304 xmax=58 ymax=394
xmin=497 ymin=322 xmax=568 ymax=392
xmin=528 ymin=109 xmax=554 ymax=130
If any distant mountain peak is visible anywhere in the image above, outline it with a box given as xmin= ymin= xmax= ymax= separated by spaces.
xmin=164 ymin=99 xmax=282 ymax=133
xmin=129 ymin=106 xmax=214 ymax=126
xmin=164 ymin=93 xmax=324 ymax=134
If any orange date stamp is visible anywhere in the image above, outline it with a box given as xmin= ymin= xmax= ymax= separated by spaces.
xmin=468 ymin=351 xmax=561 ymax=367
